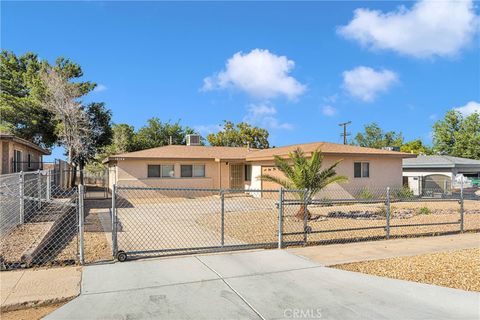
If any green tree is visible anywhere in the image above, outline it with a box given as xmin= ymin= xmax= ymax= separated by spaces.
xmin=433 ymin=110 xmax=480 ymax=159
xmin=0 ymin=50 xmax=95 ymax=148
xmin=207 ymin=121 xmax=269 ymax=149
xmin=132 ymin=118 xmax=197 ymax=151
xmin=353 ymin=123 xmax=403 ymax=149
xmin=260 ymin=148 xmax=347 ymax=219
xmin=400 ymin=139 xmax=432 ymax=155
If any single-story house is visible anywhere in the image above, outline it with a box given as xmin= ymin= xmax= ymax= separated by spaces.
xmin=104 ymin=139 xmax=415 ymax=197
xmin=403 ymin=155 xmax=480 ymax=195
xmin=0 ymin=133 xmax=50 ymax=174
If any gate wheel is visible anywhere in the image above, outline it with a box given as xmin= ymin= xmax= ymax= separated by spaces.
xmin=117 ymin=251 xmax=127 ymax=262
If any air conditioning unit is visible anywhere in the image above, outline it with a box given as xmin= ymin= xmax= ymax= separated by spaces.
xmin=186 ymin=134 xmax=201 ymax=146
xmin=382 ymin=146 xmax=400 ymax=152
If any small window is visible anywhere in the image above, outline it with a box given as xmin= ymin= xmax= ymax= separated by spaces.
xmin=193 ymin=165 xmax=205 ymax=177
xmin=161 ymin=165 xmax=175 ymax=178
xmin=28 ymin=154 xmax=32 ymax=168
xmin=181 ymin=165 xmax=193 ymax=177
xmin=181 ymin=165 xmax=205 ymax=177
xmin=354 ymin=162 xmax=369 ymax=178
xmin=245 ymin=165 xmax=252 ymax=181
xmin=147 ymin=165 xmax=160 ymax=177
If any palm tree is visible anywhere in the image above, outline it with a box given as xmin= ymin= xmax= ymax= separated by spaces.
xmin=260 ymin=148 xmax=348 ymax=220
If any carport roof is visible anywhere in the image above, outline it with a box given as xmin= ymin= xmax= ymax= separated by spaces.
xmin=403 ymin=155 xmax=480 ymax=169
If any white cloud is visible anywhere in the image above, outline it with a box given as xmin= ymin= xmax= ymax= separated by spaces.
xmin=338 ymin=0 xmax=479 ymax=58
xmin=454 ymin=101 xmax=480 ymax=116
xmin=202 ymin=49 xmax=306 ymax=100
xmin=244 ymin=104 xmax=293 ymax=130
xmin=322 ymin=105 xmax=337 ymax=117
xmin=342 ymin=66 xmax=398 ymax=102
xmin=93 ymin=84 xmax=107 ymax=92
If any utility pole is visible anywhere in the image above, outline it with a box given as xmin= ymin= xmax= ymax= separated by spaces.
xmin=339 ymin=121 xmax=351 ymax=145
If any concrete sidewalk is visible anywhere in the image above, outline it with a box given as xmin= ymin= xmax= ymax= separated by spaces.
xmin=0 ymin=266 xmax=81 ymax=311
xmin=288 ymin=233 xmax=480 ymax=266
xmin=46 ymin=250 xmax=479 ymax=320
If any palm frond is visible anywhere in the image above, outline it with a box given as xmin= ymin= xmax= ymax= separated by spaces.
xmin=259 ymin=174 xmax=294 ymax=189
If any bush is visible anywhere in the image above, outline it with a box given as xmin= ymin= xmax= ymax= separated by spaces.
xmin=417 ymin=206 xmax=431 ymax=215
xmin=358 ymin=188 xmax=375 ymax=200
xmin=394 ymin=187 xmax=415 ymax=199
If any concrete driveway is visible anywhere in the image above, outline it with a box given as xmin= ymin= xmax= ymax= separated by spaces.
xmin=46 ymin=250 xmax=479 ymax=320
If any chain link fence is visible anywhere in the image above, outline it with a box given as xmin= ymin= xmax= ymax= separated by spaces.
xmin=111 ymin=184 xmax=479 ymax=261
xmin=1 ymin=177 xmax=479 ymax=267
xmin=0 ymin=170 xmax=80 ymax=270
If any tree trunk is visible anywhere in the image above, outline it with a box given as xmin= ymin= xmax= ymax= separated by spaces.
xmin=295 ymin=204 xmax=312 ymax=221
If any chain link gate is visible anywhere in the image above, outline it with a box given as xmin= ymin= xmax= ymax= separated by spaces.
xmin=107 ymin=184 xmax=476 ymax=262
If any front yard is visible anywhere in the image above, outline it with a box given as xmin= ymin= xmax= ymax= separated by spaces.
xmin=333 ymin=248 xmax=480 ymax=292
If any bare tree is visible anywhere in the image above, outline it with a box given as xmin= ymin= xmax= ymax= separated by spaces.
xmin=41 ymin=69 xmax=91 ymax=184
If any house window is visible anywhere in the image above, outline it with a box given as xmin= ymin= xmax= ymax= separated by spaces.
xmin=181 ymin=165 xmax=205 ymax=178
xmin=161 ymin=165 xmax=175 ymax=178
xmin=354 ymin=162 xmax=370 ymax=178
xmin=245 ymin=165 xmax=252 ymax=181
xmin=28 ymin=154 xmax=32 ymax=169
xmin=148 ymin=165 xmax=160 ymax=177
xmin=14 ymin=150 xmax=22 ymax=172
xmin=148 ymin=165 xmax=175 ymax=178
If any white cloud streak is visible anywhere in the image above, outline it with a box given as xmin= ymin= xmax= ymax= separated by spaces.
xmin=322 ymin=105 xmax=337 ymax=117
xmin=243 ymin=104 xmax=293 ymax=130
xmin=338 ymin=0 xmax=479 ymax=58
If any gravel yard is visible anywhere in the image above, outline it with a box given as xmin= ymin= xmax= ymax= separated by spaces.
xmin=0 ymin=222 xmax=53 ymax=265
xmin=198 ymin=199 xmax=480 ymax=245
xmin=333 ymin=248 xmax=480 ymax=292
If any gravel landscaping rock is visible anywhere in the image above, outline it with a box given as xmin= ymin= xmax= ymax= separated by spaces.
xmin=333 ymin=248 xmax=480 ymax=292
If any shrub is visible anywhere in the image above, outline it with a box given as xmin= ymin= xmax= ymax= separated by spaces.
xmin=395 ymin=187 xmax=415 ymax=199
xmin=358 ymin=188 xmax=375 ymax=200
xmin=417 ymin=206 xmax=431 ymax=215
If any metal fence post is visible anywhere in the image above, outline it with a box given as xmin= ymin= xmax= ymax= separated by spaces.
xmin=220 ymin=189 xmax=225 ymax=247
xmin=111 ymin=184 xmax=118 ymax=257
xmin=278 ymin=188 xmax=284 ymax=249
xmin=37 ymin=169 xmax=42 ymax=209
xmin=46 ymin=170 xmax=51 ymax=201
xmin=460 ymin=178 xmax=464 ymax=233
xmin=78 ymin=184 xmax=85 ymax=265
xmin=385 ymin=187 xmax=391 ymax=239
xmin=19 ymin=171 xmax=24 ymax=224
xmin=303 ymin=189 xmax=308 ymax=245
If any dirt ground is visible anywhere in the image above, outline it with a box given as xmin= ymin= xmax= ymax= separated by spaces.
xmin=333 ymin=248 xmax=480 ymax=292
xmin=0 ymin=302 xmax=66 ymax=320
xmin=0 ymin=223 xmax=53 ymax=263
xmin=198 ymin=200 xmax=480 ymax=245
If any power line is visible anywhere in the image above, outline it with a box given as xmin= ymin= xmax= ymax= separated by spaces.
xmin=339 ymin=121 xmax=351 ymax=145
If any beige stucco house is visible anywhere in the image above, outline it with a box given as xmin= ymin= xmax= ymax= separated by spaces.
xmin=0 ymin=133 xmax=50 ymax=174
xmin=104 ymin=141 xmax=415 ymax=197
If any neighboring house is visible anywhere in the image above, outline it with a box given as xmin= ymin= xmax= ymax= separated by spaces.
xmin=0 ymin=133 xmax=50 ymax=174
xmin=104 ymin=139 xmax=415 ymax=197
xmin=403 ymin=155 xmax=480 ymax=195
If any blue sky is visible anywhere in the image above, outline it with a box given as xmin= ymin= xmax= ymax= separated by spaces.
xmin=2 ymin=1 xmax=479 ymax=161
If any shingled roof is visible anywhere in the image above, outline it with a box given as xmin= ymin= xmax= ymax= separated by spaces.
xmin=105 ymin=141 xmax=414 ymax=163
xmin=245 ymin=141 xmax=414 ymax=161
xmin=105 ymin=145 xmax=256 ymax=162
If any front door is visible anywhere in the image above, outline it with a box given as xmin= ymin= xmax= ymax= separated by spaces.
xmin=230 ymin=164 xmax=244 ymax=189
